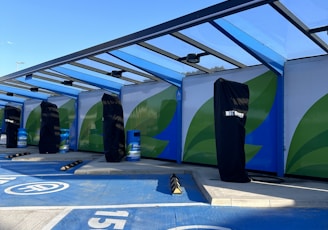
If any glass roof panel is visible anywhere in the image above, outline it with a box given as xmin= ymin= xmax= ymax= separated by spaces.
xmin=95 ymin=53 xmax=152 ymax=76
xmin=121 ymin=72 xmax=151 ymax=83
xmin=61 ymin=63 xmax=130 ymax=85
xmin=78 ymin=56 xmax=149 ymax=83
xmin=36 ymin=69 xmax=100 ymax=90
xmin=224 ymin=4 xmax=326 ymax=60
xmin=70 ymin=81 xmax=100 ymax=90
xmin=146 ymin=34 xmax=202 ymax=58
xmin=146 ymin=33 xmax=238 ymax=71
xmin=280 ymin=0 xmax=328 ymax=29
xmin=34 ymin=71 xmax=66 ymax=82
xmin=179 ymin=22 xmax=261 ymax=67
xmin=77 ymin=59 xmax=117 ymax=74
xmin=198 ymin=55 xmax=237 ymax=71
xmin=317 ymin=32 xmax=328 ymax=44
xmin=120 ymin=44 xmax=198 ymax=74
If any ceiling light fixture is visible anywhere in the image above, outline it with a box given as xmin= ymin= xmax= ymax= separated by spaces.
xmin=30 ymin=87 xmax=38 ymax=92
xmin=186 ymin=53 xmax=200 ymax=64
xmin=111 ymin=70 xmax=124 ymax=78
xmin=178 ymin=52 xmax=209 ymax=64
xmin=25 ymin=74 xmax=33 ymax=80
xmin=62 ymin=80 xmax=73 ymax=86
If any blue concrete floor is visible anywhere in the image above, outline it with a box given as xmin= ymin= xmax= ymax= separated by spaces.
xmin=0 ymin=158 xmax=327 ymax=229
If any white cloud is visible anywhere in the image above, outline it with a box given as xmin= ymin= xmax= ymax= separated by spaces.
xmin=6 ymin=41 xmax=14 ymax=45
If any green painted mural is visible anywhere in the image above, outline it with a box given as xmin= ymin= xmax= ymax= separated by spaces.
xmin=26 ymin=99 xmax=75 ymax=146
xmin=183 ymin=71 xmax=277 ymax=165
xmin=78 ymin=101 xmax=103 ymax=152
xmin=58 ymin=99 xmax=76 ymax=129
xmin=286 ymin=94 xmax=328 ymax=178
xmin=26 ymin=105 xmax=41 ymax=145
xmin=125 ymin=86 xmax=177 ymax=158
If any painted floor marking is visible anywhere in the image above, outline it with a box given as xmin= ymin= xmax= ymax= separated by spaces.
xmin=5 ymin=181 xmax=70 ymax=195
xmin=0 ymin=202 xmax=209 ymax=210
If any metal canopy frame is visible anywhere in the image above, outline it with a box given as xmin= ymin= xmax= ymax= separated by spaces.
xmin=0 ymin=0 xmax=326 ymax=102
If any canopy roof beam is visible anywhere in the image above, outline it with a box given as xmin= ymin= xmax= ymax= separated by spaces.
xmin=171 ymin=32 xmax=246 ymax=68
xmin=210 ymin=19 xmax=285 ymax=76
xmin=271 ymin=1 xmax=328 ymax=53
xmin=109 ymin=50 xmax=184 ymax=87
xmin=88 ymin=56 xmax=162 ymax=82
xmin=137 ymin=41 xmax=211 ymax=73
xmin=69 ymin=61 xmax=141 ymax=84
xmin=38 ymin=70 xmax=98 ymax=91
xmin=52 ymin=66 xmax=122 ymax=94
xmin=0 ymin=85 xmax=49 ymax=101
xmin=0 ymin=94 xmax=25 ymax=104
xmin=17 ymin=76 xmax=81 ymax=98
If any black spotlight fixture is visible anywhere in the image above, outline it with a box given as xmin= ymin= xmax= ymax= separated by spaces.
xmin=30 ymin=87 xmax=38 ymax=92
xmin=6 ymin=92 xmax=14 ymax=96
xmin=178 ymin=52 xmax=209 ymax=64
xmin=186 ymin=53 xmax=200 ymax=64
xmin=25 ymin=74 xmax=33 ymax=80
xmin=111 ymin=70 xmax=123 ymax=78
xmin=62 ymin=80 xmax=73 ymax=86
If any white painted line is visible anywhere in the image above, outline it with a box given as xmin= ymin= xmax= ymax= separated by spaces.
xmin=0 ymin=174 xmax=74 ymax=177
xmin=0 ymin=202 xmax=209 ymax=211
xmin=168 ymin=225 xmax=231 ymax=230
xmin=252 ymin=181 xmax=328 ymax=192
xmin=42 ymin=208 xmax=72 ymax=230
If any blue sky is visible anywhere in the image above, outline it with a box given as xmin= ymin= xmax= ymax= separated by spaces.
xmin=0 ymin=0 xmax=222 ymax=77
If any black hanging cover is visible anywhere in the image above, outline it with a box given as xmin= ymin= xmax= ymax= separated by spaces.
xmin=4 ymin=105 xmax=21 ymax=148
xmin=102 ymin=93 xmax=126 ymax=162
xmin=39 ymin=101 xmax=60 ymax=153
xmin=213 ymin=78 xmax=250 ymax=183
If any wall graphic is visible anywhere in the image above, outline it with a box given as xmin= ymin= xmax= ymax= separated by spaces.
xmin=25 ymin=97 xmax=76 ymax=147
xmin=78 ymin=90 xmax=106 ymax=152
xmin=49 ymin=97 xmax=76 ymax=149
xmin=122 ymin=82 xmax=178 ymax=161
xmin=183 ymin=66 xmax=278 ymax=173
xmin=24 ymin=99 xmax=42 ymax=145
xmin=284 ymin=56 xmax=328 ymax=179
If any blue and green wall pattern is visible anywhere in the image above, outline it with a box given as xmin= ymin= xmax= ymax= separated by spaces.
xmin=182 ymin=67 xmax=278 ymax=173
xmin=122 ymin=82 xmax=179 ymax=161
xmin=284 ymin=56 xmax=328 ymax=179
xmin=25 ymin=97 xmax=76 ymax=147
xmin=18 ymin=56 xmax=328 ymax=179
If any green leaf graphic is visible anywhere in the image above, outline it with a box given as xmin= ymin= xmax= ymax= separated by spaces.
xmin=245 ymin=144 xmax=262 ymax=162
xmin=245 ymin=71 xmax=277 ymax=133
xmin=183 ymin=71 xmax=277 ymax=165
xmin=183 ymin=98 xmax=215 ymax=164
xmin=26 ymin=105 xmax=41 ymax=145
xmin=140 ymin=136 xmax=168 ymax=158
xmin=78 ymin=101 xmax=103 ymax=152
xmin=125 ymin=86 xmax=177 ymax=157
xmin=58 ymin=99 xmax=75 ymax=129
xmin=286 ymin=94 xmax=328 ymax=178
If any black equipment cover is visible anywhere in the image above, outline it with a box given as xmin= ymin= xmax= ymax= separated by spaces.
xmin=102 ymin=93 xmax=126 ymax=162
xmin=213 ymin=78 xmax=250 ymax=182
xmin=39 ymin=101 xmax=60 ymax=153
xmin=4 ymin=105 xmax=21 ymax=148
